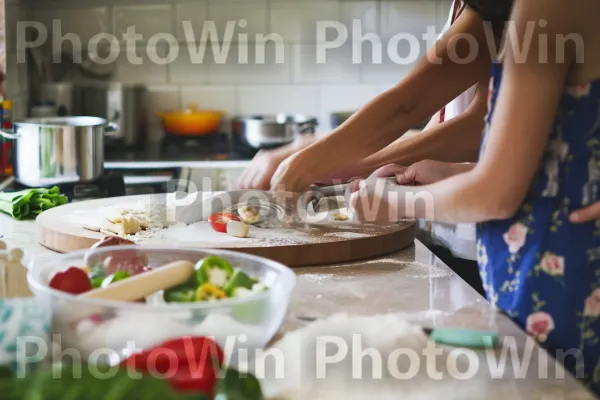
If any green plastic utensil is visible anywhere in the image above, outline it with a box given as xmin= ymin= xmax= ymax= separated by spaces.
xmin=425 ymin=327 xmax=498 ymax=349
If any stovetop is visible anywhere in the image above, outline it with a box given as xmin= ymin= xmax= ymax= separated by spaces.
xmin=105 ymin=132 xmax=255 ymax=164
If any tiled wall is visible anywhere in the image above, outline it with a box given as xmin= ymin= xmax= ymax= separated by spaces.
xmin=8 ymin=0 xmax=451 ymax=138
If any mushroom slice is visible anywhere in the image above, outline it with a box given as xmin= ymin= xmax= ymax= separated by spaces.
xmin=237 ymin=204 xmax=261 ymax=225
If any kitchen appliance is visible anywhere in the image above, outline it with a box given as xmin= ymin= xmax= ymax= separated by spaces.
xmin=74 ymin=83 xmax=148 ymax=148
xmin=40 ymin=82 xmax=74 ymax=116
xmin=158 ymin=105 xmax=223 ymax=136
xmin=232 ymin=114 xmax=318 ymax=151
xmin=0 ymin=116 xmax=117 ymax=187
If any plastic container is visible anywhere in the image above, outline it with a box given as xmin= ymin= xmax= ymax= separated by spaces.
xmin=27 ymin=246 xmax=297 ymax=363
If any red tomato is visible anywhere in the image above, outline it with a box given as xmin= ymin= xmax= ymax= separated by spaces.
xmin=48 ymin=267 xmax=93 ymax=295
xmin=208 ymin=213 xmax=239 ymax=233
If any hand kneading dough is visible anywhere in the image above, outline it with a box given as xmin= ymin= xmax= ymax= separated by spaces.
xmin=244 ymin=314 xmax=491 ymax=400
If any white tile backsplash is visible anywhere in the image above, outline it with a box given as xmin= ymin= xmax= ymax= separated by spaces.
xmin=339 ymin=1 xmax=379 ymax=38
xmin=14 ymin=0 xmax=438 ymax=132
xmin=270 ymin=1 xmax=339 ymax=44
xmin=168 ymin=44 xmax=211 ymax=84
xmin=176 ymin=1 xmax=208 ymax=42
xmin=114 ymin=5 xmax=174 ymax=41
xmin=112 ymin=44 xmax=168 ymax=84
xmin=208 ymin=42 xmax=290 ymax=84
xmin=33 ymin=6 xmax=110 ymax=44
xmin=380 ymin=0 xmax=437 ymax=41
xmin=237 ymin=85 xmax=319 ymax=116
xmin=292 ymin=44 xmax=360 ymax=84
xmin=207 ymin=0 xmax=268 ymax=43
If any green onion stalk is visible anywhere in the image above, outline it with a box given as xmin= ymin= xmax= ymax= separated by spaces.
xmin=0 ymin=186 xmax=69 ymax=220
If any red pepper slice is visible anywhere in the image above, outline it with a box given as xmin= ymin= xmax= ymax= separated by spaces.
xmin=48 ymin=267 xmax=93 ymax=295
xmin=168 ymin=364 xmax=217 ymax=396
xmin=121 ymin=336 xmax=224 ymax=395
xmin=208 ymin=213 xmax=240 ymax=233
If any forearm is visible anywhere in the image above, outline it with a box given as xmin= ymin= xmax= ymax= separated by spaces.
xmin=400 ymin=168 xmax=501 ymax=224
xmin=358 ymin=109 xmax=484 ymax=170
xmin=301 ymin=9 xmax=493 ymax=177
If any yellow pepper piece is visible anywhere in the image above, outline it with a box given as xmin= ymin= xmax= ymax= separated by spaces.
xmin=80 ymin=266 xmax=91 ymax=274
xmin=196 ymin=283 xmax=227 ymax=301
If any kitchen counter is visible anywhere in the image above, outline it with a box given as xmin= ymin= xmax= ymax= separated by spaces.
xmin=0 ymin=213 xmax=595 ymax=399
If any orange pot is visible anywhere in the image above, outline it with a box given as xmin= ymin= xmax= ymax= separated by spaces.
xmin=157 ymin=105 xmax=223 ymax=136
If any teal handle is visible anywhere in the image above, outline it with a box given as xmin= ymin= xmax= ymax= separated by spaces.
xmin=429 ymin=328 xmax=498 ymax=349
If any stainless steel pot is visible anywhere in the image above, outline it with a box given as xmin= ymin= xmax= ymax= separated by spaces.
xmin=232 ymin=114 xmax=318 ymax=149
xmin=0 ymin=117 xmax=117 ymax=187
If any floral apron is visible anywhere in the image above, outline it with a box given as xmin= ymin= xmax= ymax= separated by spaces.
xmin=477 ymin=63 xmax=600 ymax=393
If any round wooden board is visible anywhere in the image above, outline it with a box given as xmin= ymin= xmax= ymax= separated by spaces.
xmin=36 ymin=194 xmax=416 ymax=267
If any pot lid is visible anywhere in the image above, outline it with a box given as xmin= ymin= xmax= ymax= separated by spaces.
xmin=17 ymin=116 xmax=108 ymax=127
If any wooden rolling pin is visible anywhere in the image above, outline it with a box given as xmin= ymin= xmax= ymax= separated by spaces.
xmin=79 ymin=260 xmax=195 ymax=302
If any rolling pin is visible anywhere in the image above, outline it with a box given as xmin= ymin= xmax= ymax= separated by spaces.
xmin=79 ymin=260 xmax=195 ymax=302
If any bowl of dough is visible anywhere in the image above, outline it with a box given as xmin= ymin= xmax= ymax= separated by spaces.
xmin=27 ymin=245 xmax=296 ymax=362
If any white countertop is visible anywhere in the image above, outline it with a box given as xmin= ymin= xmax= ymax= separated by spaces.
xmin=0 ymin=211 xmax=595 ymax=399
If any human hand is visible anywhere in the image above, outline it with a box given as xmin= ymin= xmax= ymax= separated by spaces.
xmin=270 ymin=149 xmax=321 ymax=192
xmin=347 ymin=177 xmax=404 ymax=224
xmin=346 ymin=161 xmax=462 ymax=193
xmin=239 ymin=148 xmax=291 ymax=190
xmin=570 ymin=202 xmax=600 ymax=224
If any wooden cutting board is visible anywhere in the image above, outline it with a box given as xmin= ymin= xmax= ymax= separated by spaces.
xmin=36 ymin=194 xmax=416 ymax=267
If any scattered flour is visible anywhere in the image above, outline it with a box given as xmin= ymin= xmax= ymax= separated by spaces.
xmin=323 ymin=232 xmax=371 ymax=239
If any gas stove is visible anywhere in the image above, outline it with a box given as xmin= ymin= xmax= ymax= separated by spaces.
xmin=1 ymin=172 xmax=126 ymax=202
xmin=161 ymin=132 xmax=232 ymax=157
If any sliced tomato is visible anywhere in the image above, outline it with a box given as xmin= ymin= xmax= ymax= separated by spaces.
xmin=208 ymin=213 xmax=240 ymax=233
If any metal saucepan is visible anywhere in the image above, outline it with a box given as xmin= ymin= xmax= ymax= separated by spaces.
xmin=232 ymin=114 xmax=318 ymax=149
xmin=0 ymin=116 xmax=118 ymax=187
xmin=157 ymin=104 xmax=223 ymax=136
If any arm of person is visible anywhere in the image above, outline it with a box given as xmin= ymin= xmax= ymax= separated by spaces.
xmin=358 ymin=79 xmax=488 ymax=169
xmin=285 ymin=7 xmax=494 ymax=184
xmin=317 ymin=81 xmax=486 ymax=184
xmin=384 ymin=0 xmax=578 ymax=224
